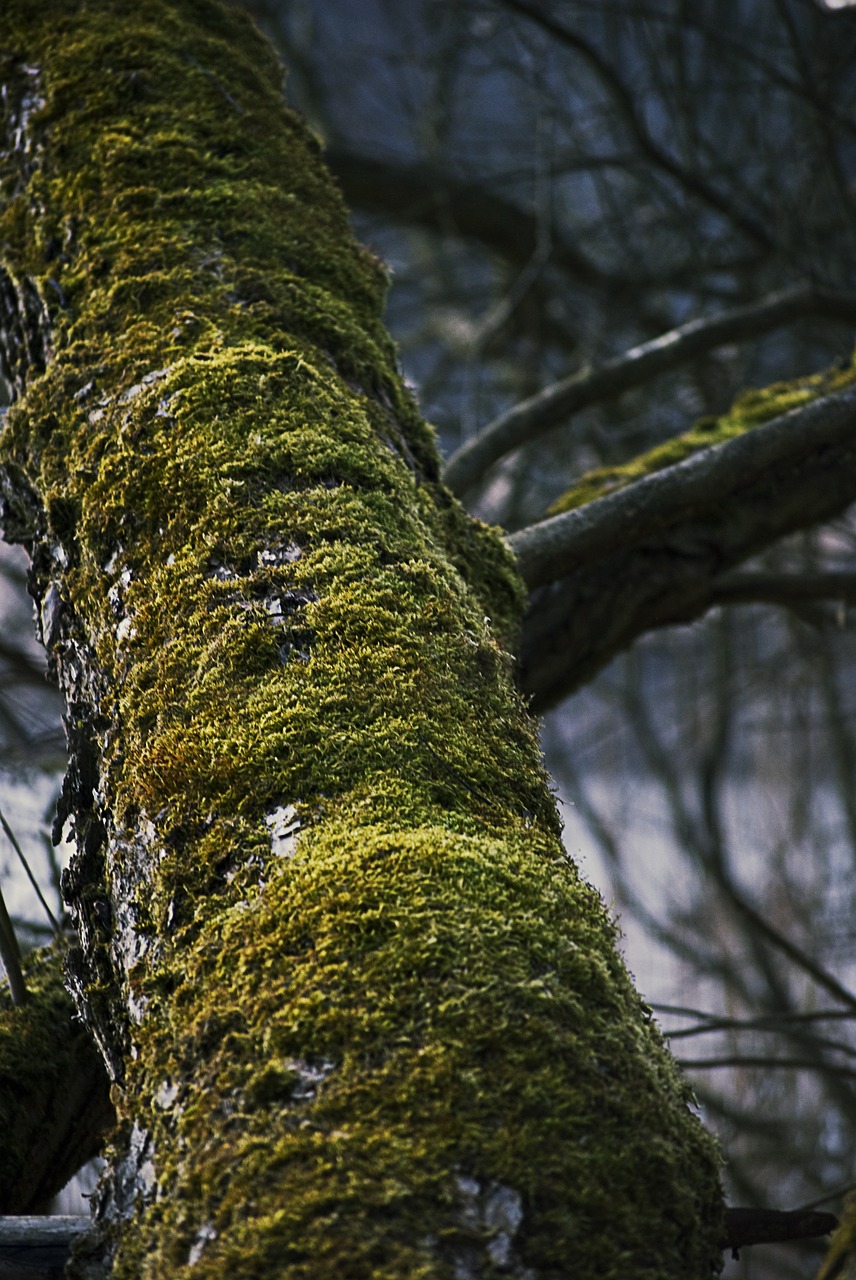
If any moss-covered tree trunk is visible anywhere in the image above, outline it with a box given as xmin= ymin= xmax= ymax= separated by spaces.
xmin=0 ymin=2 xmax=723 ymax=1276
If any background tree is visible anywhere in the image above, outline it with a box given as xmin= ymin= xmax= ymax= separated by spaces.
xmin=1 ymin=1 xmax=856 ymax=1278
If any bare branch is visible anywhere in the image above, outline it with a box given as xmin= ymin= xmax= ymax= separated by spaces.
xmin=727 ymin=892 xmax=856 ymax=1014
xmin=709 ymin=571 xmax=856 ymax=608
xmin=0 ymin=806 xmax=61 ymax=935
xmin=656 ymin=1006 xmax=856 ymax=1041
xmin=721 ymin=1207 xmax=838 ymax=1256
xmin=444 ymin=284 xmax=856 ymax=495
xmin=500 ymin=0 xmax=777 ymax=252
xmin=325 ymin=147 xmax=609 ymax=288
xmin=516 ymin=384 xmax=856 ymax=710
xmin=682 ymin=1056 xmax=856 ymax=1077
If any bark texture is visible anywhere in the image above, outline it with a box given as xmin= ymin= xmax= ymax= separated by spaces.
xmin=0 ymin=2 xmax=722 ymax=1277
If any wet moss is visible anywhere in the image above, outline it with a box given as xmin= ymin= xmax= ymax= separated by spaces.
xmin=548 ymin=352 xmax=856 ymax=516
xmin=1 ymin=0 xmax=723 ymax=1275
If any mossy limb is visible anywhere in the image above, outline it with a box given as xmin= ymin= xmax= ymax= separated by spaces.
xmin=548 ymin=353 xmax=856 ymax=517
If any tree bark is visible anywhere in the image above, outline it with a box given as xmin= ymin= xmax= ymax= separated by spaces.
xmin=0 ymin=2 xmax=723 ymax=1277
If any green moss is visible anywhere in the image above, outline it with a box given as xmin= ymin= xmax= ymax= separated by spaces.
xmin=115 ymin=822 xmax=720 ymax=1279
xmin=0 ymin=940 xmax=111 ymax=1209
xmin=0 ymin=0 xmax=723 ymax=1275
xmin=548 ymin=352 xmax=856 ymax=516
xmin=0 ymin=942 xmax=72 ymax=1180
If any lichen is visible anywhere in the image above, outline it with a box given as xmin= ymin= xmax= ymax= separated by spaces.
xmin=0 ymin=0 xmax=723 ymax=1275
xmin=548 ymin=352 xmax=856 ymax=516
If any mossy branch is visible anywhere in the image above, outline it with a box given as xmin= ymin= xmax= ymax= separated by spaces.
xmin=510 ymin=381 xmax=856 ymax=590
xmin=516 ymin=381 xmax=856 ymax=709
xmin=443 ymin=283 xmax=856 ymax=496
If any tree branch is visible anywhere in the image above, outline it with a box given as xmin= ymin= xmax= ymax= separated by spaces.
xmin=325 ymin=147 xmax=609 ymax=289
xmin=721 ymin=1207 xmax=838 ymax=1257
xmin=515 ymin=383 xmax=856 ymax=710
xmin=444 ymin=284 xmax=856 ymax=495
xmin=708 ymin=571 xmax=856 ymax=608
xmin=509 ymin=382 xmax=856 ymax=590
xmin=500 ymin=0 xmax=777 ymax=252
xmin=726 ymin=892 xmax=856 ymax=1013
xmin=0 ymin=1204 xmax=835 ymax=1275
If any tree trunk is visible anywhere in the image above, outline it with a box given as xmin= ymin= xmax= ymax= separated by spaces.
xmin=0 ymin=1 xmax=723 ymax=1276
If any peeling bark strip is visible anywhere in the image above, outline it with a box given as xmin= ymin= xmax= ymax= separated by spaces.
xmin=0 ymin=3 xmax=722 ymax=1278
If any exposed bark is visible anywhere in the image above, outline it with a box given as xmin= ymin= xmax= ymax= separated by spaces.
xmin=0 ymin=2 xmax=723 ymax=1278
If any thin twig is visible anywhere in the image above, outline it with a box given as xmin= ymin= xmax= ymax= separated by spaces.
xmin=679 ymin=1055 xmax=856 ymax=1078
xmin=0 ymin=805 xmax=61 ymax=935
xmin=729 ymin=891 xmax=856 ymax=1014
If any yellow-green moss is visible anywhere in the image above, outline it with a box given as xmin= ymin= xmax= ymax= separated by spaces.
xmin=1 ymin=1 xmax=723 ymax=1275
xmin=548 ymin=354 xmax=856 ymax=516
xmin=124 ymin=823 xmax=720 ymax=1279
